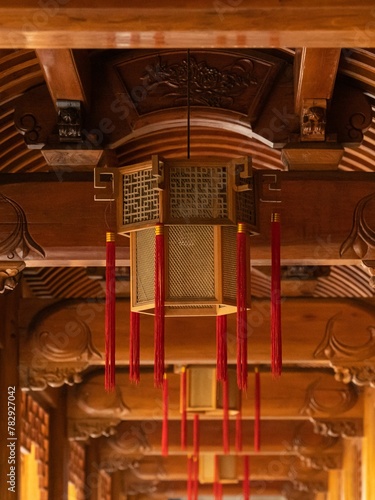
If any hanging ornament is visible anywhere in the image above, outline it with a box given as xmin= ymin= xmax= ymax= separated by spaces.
xmin=243 ymin=455 xmax=250 ymax=500
xmin=271 ymin=212 xmax=282 ymax=377
xmin=162 ymin=373 xmax=168 ymax=456
xmin=254 ymin=367 xmax=261 ymax=452
xmin=222 ymin=379 xmax=230 ymax=454
xmin=237 ymin=223 xmax=248 ymax=390
xmin=216 ymin=315 xmax=227 ymax=383
xmin=105 ymin=231 xmax=116 ymax=392
xmin=129 ymin=311 xmax=140 ymax=384
xmin=180 ymin=366 xmax=187 ymax=450
xmin=235 ymin=409 xmax=242 ymax=453
xmin=154 ymin=223 xmax=165 ymax=388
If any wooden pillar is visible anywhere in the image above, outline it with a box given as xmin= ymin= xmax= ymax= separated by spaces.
xmin=111 ymin=470 xmax=123 ymax=500
xmin=0 ymin=289 xmax=20 ymax=499
xmin=327 ymin=469 xmax=342 ymax=500
xmin=341 ymin=437 xmax=362 ymax=499
xmin=362 ymin=387 xmax=375 ymax=500
xmin=85 ymin=439 xmax=101 ymax=500
xmin=48 ymin=387 xmax=69 ymax=500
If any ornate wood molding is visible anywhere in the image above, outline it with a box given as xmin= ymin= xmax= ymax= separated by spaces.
xmin=310 ymin=417 xmax=363 ymax=438
xmin=340 ymin=192 xmax=375 ymax=262
xmin=314 ymin=313 xmax=375 ymax=362
xmin=0 ymin=261 xmax=25 ymax=294
xmin=300 ymin=375 xmax=358 ymax=417
xmin=0 ymin=193 xmax=45 ymax=260
xmin=334 ymin=364 xmax=375 ymax=388
xmin=69 ymin=419 xmax=119 ymax=441
xmin=21 ymin=365 xmax=84 ymax=391
xmin=298 ymin=453 xmax=342 ymax=472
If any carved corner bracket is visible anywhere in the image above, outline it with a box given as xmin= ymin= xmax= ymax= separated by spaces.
xmin=340 ymin=193 xmax=375 ymax=279
xmin=68 ymin=419 xmax=120 ymax=441
xmin=334 ymin=364 xmax=375 ymax=388
xmin=310 ymin=416 xmax=363 ymax=439
xmin=20 ymin=364 xmax=84 ymax=391
xmin=0 ymin=261 xmax=25 ymax=294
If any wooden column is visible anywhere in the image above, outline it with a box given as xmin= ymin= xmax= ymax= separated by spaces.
xmin=363 ymin=387 xmax=375 ymax=500
xmin=327 ymin=470 xmax=341 ymax=500
xmin=48 ymin=388 xmax=69 ymax=500
xmin=341 ymin=437 xmax=362 ymax=499
xmin=85 ymin=439 xmax=101 ymax=500
xmin=0 ymin=289 xmax=20 ymax=499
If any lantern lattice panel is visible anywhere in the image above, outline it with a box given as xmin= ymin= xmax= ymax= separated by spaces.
xmin=122 ymin=167 xmax=159 ymax=227
xmin=168 ymin=165 xmax=228 ymax=221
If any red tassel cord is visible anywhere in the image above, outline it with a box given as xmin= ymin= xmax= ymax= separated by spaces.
xmin=154 ymin=224 xmax=165 ymax=388
xmin=235 ymin=409 xmax=242 ymax=453
xmin=187 ymin=455 xmax=193 ymax=500
xmin=181 ymin=367 xmax=187 ymax=450
xmin=214 ymin=455 xmax=223 ymax=500
xmin=237 ymin=223 xmax=248 ymax=390
xmin=105 ymin=231 xmax=116 ymax=392
xmin=129 ymin=311 xmax=140 ymax=384
xmin=193 ymin=413 xmax=200 ymax=457
xmin=254 ymin=368 xmax=261 ymax=452
xmin=216 ymin=315 xmax=227 ymax=383
xmin=162 ymin=373 xmax=168 ymax=456
xmin=243 ymin=455 xmax=250 ymax=500
xmin=271 ymin=212 xmax=282 ymax=377
xmin=193 ymin=455 xmax=199 ymax=500
xmin=222 ymin=379 xmax=230 ymax=454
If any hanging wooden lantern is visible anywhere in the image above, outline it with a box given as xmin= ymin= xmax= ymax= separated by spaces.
xmin=199 ymin=454 xmax=238 ymax=484
xmin=184 ymin=366 xmax=240 ymax=415
xmin=117 ymin=155 xmax=255 ymax=317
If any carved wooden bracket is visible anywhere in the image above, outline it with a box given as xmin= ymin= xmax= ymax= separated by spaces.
xmin=300 ymin=375 xmax=358 ymax=417
xmin=0 ymin=193 xmax=45 ymax=260
xmin=340 ymin=193 xmax=375 ymax=271
xmin=68 ymin=419 xmax=119 ymax=441
xmin=20 ymin=301 xmax=102 ymax=390
xmin=298 ymin=453 xmax=342 ymax=472
xmin=314 ymin=313 xmax=375 ymax=363
xmin=310 ymin=417 xmax=363 ymax=439
xmin=0 ymin=261 xmax=25 ymax=294
xmin=334 ymin=364 xmax=375 ymax=388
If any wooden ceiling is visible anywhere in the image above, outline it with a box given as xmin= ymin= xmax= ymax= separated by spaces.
xmin=1 ymin=8 xmax=375 ymax=498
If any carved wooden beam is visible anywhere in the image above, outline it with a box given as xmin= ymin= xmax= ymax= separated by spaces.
xmin=294 ymin=49 xmax=341 ymax=117
xmin=36 ymin=49 xmax=91 ymax=110
xmin=2 ymin=171 xmax=375 ymax=265
xmin=20 ymin=298 xmax=375 ymax=390
xmin=64 ymin=370 xmax=361 ymax=441
xmin=1 ymin=1 xmax=375 ymax=49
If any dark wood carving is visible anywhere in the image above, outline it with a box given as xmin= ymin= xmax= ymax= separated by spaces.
xmin=314 ymin=313 xmax=375 ymax=362
xmin=310 ymin=418 xmax=363 ymax=438
xmin=113 ymin=50 xmax=285 ymax=121
xmin=0 ymin=193 xmax=45 ymax=260
xmin=334 ymin=364 xmax=375 ymax=387
xmin=0 ymin=262 xmax=25 ymax=294
xmin=300 ymin=375 xmax=358 ymax=416
xmin=57 ymin=100 xmax=83 ymax=142
xmin=340 ymin=192 xmax=375 ymax=261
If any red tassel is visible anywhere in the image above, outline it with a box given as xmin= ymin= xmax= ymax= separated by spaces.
xmin=216 ymin=315 xmax=227 ymax=383
xmin=214 ymin=455 xmax=222 ymax=500
xmin=243 ymin=455 xmax=250 ymax=500
xmin=162 ymin=373 xmax=168 ymax=456
xmin=181 ymin=367 xmax=187 ymax=450
xmin=235 ymin=410 xmax=242 ymax=453
xmin=193 ymin=456 xmax=199 ymax=500
xmin=105 ymin=232 xmax=116 ymax=392
xmin=187 ymin=455 xmax=193 ymax=500
xmin=254 ymin=368 xmax=261 ymax=452
xmin=129 ymin=311 xmax=140 ymax=384
xmin=237 ymin=223 xmax=248 ymax=390
xmin=193 ymin=413 xmax=200 ymax=457
xmin=222 ymin=379 xmax=230 ymax=454
xmin=271 ymin=212 xmax=282 ymax=377
xmin=154 ymin=224 xmax=165 ymax=388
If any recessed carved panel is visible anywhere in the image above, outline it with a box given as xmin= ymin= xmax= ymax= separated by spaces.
xmin=113 ymin=50 xmax=285 ymax=121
